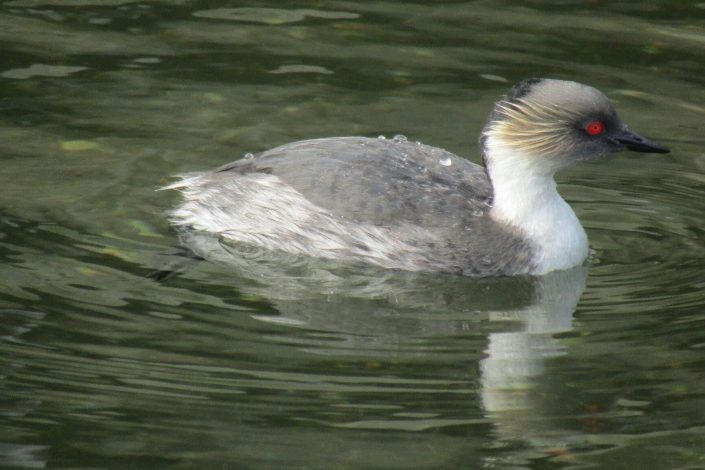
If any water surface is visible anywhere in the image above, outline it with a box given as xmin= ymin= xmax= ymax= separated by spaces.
xmin=1 ymin=1 xmax=705 ymax=468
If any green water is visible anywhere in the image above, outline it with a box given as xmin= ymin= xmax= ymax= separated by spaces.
xmin=1 ymin=1 xmax=705 ymax=468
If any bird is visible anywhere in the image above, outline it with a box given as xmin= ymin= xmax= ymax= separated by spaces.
xmin=163 ymin=78 xmax=669 ymax=277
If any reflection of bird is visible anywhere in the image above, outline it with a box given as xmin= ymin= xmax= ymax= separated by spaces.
xmin=481 ymin=267 xmax=587 ymax=412
xmin=478 ymin=266 xmax=589 ymax=463
xmin=164 ymin=79 xmax=668 ymax=276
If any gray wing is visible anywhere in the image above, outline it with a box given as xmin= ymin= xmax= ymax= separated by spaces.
xmin=214 ymin=137 xmax=492 ymax=228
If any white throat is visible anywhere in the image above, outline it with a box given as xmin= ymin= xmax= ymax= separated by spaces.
xmin=486 ymin=140 xmax=588 ymax=274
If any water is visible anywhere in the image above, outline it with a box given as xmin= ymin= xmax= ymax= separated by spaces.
xmin=1 ymin=1 xmax=705 ymax=468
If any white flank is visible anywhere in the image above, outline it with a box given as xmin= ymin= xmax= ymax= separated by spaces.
xmin=165 ymin=172 xmax=434 ymax=271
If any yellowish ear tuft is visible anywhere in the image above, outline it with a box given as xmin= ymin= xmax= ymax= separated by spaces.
xmin=484 ymin=98 xmax=579 ymax=157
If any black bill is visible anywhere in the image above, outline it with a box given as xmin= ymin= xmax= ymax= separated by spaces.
xmin=613 ymin=128 xmax=670 ymax=154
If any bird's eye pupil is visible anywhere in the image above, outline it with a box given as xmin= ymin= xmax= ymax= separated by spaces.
xmin=586 ymin=121 xmax=605 ymax=136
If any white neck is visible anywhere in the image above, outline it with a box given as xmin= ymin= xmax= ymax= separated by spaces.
xmin=486 ymin=141 xmax=588 ymax=274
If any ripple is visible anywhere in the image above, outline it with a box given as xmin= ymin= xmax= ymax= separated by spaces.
xmin=193 ymin=8 xmax=359 ymax=24
xmin=268 ymin=64 xmax=333 ymax=75
xmin=1 ymin=64 xmax=87 ymax=79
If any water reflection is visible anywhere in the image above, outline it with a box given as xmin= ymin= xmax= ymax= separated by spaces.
xmin=480 ymin=267 xmax=587 ymax=465
xmin=168 ymin=232 xmax=587 ymax=456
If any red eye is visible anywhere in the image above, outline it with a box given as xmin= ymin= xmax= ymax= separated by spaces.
xmin=586 ymin=121 xmax=605 ymax=136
